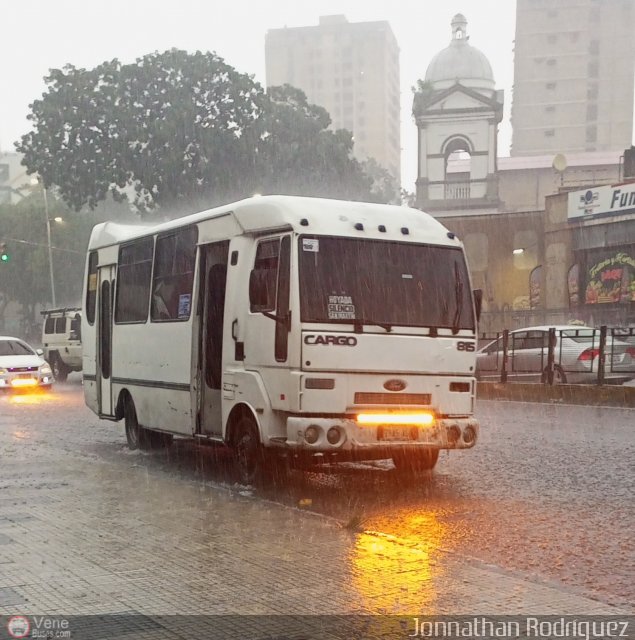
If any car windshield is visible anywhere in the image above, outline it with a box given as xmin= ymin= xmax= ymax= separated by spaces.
xmin=0 ymin=340 xmax=35 ymax=356
xmin=298 ymin=236 xmax=474 ymax=330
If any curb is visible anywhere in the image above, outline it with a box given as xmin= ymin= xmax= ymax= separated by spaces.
xmin=477 ymin=381 xmax=635 ymax=408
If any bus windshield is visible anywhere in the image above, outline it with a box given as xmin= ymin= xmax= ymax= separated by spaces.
xmin=298 ymin=236 xmax=475 ymax=331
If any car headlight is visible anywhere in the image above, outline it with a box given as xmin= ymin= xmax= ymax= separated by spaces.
xmin=40 ymin=365 xmax=52 ymax=375
xmin=0 ymin=368 xmax=6 ymax=375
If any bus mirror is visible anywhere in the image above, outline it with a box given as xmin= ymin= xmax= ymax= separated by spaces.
xmin=473 ymin=289 xmax=483 ymax=322
xmin=249 ymin=268 xmax=275 ymax=311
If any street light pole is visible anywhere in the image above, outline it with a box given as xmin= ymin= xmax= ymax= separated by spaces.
xmin=43 ymin=187 xmax=56 ymax=308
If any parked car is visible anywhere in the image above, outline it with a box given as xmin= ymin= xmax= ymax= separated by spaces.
xmin=40 ymin=308 xmax=82 ymax=382
xmin=0 ymin=336 xmax=54 ymax=390
xmin=476 ymin=325 xmax=635 ymax=384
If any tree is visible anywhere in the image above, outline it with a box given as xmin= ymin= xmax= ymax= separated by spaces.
xmin=0 ymin=190 xmax=94 ymax=336
xmin=17 ymin=51 xmax=385 ymax=216
xmin=254 ymin=84 xmax=374 ymax=201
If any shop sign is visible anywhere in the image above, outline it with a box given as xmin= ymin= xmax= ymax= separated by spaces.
xmin=568 ymin=182 xmax=635 ymax=219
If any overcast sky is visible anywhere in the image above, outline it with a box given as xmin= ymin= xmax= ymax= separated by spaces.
xmin=1 ymin=0 xmax=518 ymax=191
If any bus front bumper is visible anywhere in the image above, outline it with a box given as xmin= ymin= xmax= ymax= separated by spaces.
xmin=284 ymin=416 xmax=479 ymax=452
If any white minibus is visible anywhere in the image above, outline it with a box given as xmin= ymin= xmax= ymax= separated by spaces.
xmin=82 ymin=196 xmax=481 ymax=483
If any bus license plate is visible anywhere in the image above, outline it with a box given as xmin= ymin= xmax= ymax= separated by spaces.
xmin=377 ymin=426 xmax=417 ymax=442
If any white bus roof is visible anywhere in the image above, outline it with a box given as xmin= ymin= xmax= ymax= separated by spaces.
xmin=87 ymin=195 xmax=459 ymax=250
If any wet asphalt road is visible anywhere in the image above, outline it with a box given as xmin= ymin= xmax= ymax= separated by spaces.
xmin=1 ymin=379 xmax=633 ymax=608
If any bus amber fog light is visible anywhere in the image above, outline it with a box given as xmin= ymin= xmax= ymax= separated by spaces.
xmin=356 ymin=412 xmax=435 ymax=426
xmin=327 ymin=427 xmax=341 ymax=445
xmin=304 ymin=425 xmax=320 ymax=444
xmin=462 ymin=425 xmax=477 ymax=445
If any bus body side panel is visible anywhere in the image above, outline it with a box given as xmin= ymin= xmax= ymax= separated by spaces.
xmin=110 ymin=311 xmax=195 ymax=436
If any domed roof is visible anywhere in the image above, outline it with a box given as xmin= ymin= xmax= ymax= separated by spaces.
xmin=425 ymin=14 xmax=495 ymax=91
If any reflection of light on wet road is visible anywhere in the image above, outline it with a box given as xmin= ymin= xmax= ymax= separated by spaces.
xmin=12 ymin=430 xmax=30 ymax=440
xmin=6 ymin=389 xmax=74 ymax=406
xmin=350 ymin=511 xmax=447 ymax=613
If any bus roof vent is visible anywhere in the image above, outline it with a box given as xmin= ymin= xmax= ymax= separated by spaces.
xmin=378 ymin=225 xmax=386 ymax=232
xmin=354 ymin=223 xmax=364 ymax=231
xmin=447 ymin=231 xmax=456 ymax=239
xmin=401 ymin=227 xmax=410 ymax=235
xmin=300 ymin=218 xmax=309 ymax=226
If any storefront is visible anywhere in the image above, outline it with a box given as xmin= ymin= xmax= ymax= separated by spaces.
xmin=567 ymin=183 xmax=635 ymax=327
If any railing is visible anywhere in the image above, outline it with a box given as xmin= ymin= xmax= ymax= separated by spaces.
xmin=477 ymin=326 xmax=635 ymax=386
xmin=444 ymin=182 xmax=471 ymax=200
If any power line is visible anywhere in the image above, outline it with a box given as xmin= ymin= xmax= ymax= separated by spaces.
xmin=0 ymin=236 xmax=84 ymax=255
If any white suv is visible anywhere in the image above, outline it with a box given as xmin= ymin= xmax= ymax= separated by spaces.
xmin=41 ymin=308 xmax=82 ymax=381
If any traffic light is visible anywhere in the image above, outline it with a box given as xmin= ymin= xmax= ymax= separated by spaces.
xmin=0 ymin=242 xmax=9 ymax=263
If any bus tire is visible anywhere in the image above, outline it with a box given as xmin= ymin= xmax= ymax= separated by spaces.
xmin=124 ymin=396 xmax=151 ymax=450
xmin=50 ymin=353 xmax=68 ymax=382
xmin=392 ymin=448 xmax=439 ymax=473
xmin=232 ymin=414 xmax=265 ymax=486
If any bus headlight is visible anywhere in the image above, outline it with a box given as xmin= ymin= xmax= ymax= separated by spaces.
xmin=327 ymin=427 xmax=341 ymax=445
xmin=304 ymin=425 xmax=320 ymax=444
xmin=40 ymin=365 xmax=52 ymax=375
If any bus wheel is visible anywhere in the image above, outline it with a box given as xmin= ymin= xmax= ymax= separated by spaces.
xmin=392 ymin=448 xmax=439 ymax=473
xmin=51 ymin=354 xmax=68 ymax=382
xmin=233 ymin=415 xmax=264 ymax=486
xmin=124 ymin=397 xmax=150 ymax=450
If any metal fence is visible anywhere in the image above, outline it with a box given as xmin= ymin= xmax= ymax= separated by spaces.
xmin=476 ymin=326 xmax=635 ymax=385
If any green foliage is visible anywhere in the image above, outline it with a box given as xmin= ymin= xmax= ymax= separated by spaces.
xmin=0 ymin=189 xmax=94 ymax=332
xmin=17 ymin=50 xmax=387 ymax=216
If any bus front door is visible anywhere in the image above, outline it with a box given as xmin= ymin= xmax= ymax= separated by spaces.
xmin=96 ymin=264 xmax=115 ymax=417
xmin=199 ymin=242 xmax=229 ymax=437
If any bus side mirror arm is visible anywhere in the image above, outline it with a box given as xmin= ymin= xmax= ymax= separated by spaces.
xmin=260 ymin=310 xmax=291 ymax=332
xmin=473 ymin=289 xmax=483 ymax=323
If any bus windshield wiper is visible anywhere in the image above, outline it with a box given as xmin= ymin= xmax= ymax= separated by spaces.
xmin=452 ymin=262 xmax=463 ymax=335
xmin=353 ymin=319 xmax=392 ymax=333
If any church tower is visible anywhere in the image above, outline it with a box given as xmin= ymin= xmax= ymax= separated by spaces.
xmin=413 ymin=14 xmax=504 ymax=214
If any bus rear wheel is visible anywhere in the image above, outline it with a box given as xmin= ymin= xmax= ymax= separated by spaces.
xmin=124 ymin=396 xmax=151 ymax=450
xmin=392 ymin=448 xmax=439 ymax=473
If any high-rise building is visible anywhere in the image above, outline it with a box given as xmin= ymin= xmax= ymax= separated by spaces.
xmin=265 ymin=15 xmax=401 ymax=183
xmin=511 ymin=0 xmax=634 ymax=156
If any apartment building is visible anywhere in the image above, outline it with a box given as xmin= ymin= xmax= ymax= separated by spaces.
xmin=511 ymin=0 xmax=634 ymax=156
xmin=265 ymin=15 xmax=401 ymax=183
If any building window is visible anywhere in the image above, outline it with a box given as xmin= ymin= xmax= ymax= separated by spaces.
xmin=547 ymin=34 xmax=557 ymax=44
xmin=546 ymin=58 xmax=557 ymax=66
xmin=546 ymin=82 xmax=556 ymax=90
xmin=587 ymin=104 xmax=598 ymax=122
xmin=588 ymin=61 xmax=599 ymax=78
xmin=586 ymin=125 xmax=597 ymax=143
xmin=545 ymin=105 xmax=555 ymax=113
xmin=544 ymin=129 xmax=555 ymax=137
xmin=587 ymin=84 xmax=598 ymax=100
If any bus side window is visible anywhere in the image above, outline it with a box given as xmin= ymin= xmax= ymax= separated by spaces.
xmin=151 ymin=226 xmax=198 ymax=322
xmin=86 ymin=251 xmax=98 ymax=325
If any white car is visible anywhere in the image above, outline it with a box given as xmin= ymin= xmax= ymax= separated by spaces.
xmin=0 ymin=336 xmax=54 ymax=390
xmin=476 ymin=325 xmax=635 ymax=384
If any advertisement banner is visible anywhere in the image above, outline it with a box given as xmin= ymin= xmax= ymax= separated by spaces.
xmin=568 ymin=263 xmax=580 ymax=307
xmin=529 ymin=265 xmax=542 ymax=309
xmin=584 ymin=251 xmax=635 ymax=305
